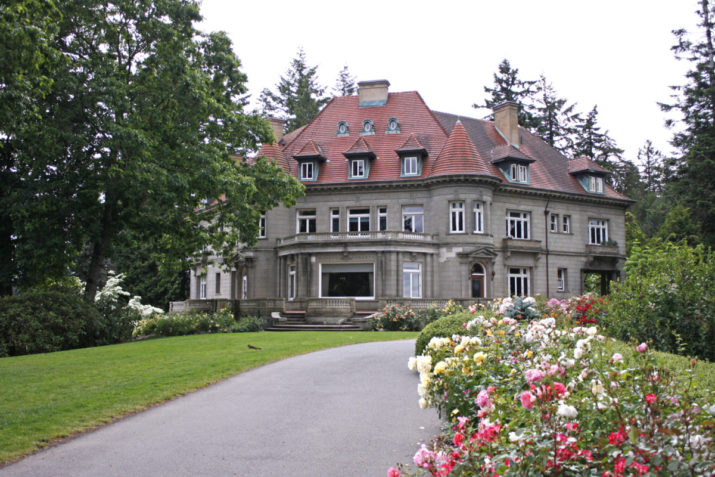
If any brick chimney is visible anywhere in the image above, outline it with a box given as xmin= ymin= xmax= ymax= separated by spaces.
xmin=358 ymin=80 xmax=390 ymax=107
xmin=268 ymin=117 xmax=285 ymax=142
xmin=493 ymin=101 xmax=520 ymax=147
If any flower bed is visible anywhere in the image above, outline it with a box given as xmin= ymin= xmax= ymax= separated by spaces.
xmin=391 ymin=298 xmax=714 ymax=476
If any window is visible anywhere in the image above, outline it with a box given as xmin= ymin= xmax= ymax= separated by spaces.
xmin=450 ymin=202 xmax=465 ymax=233
xmin=300 ymin=161 xmax=315 ymax=181
xmin=242 ymin=275 xmax=248 ymax=299
xmin=288 ymin=265 xmax=296 ymax=300
xmin=471 ymin=263 xmax=486 ymax=298
xmin=403 ymin=156 xmax=419 ymax=176
xmin=506 ymin=211 xmax=530 ymax=239
xmin=473 ymin=202 xmax=484 ymax=233
xmin=508 ymin=267 xmax=530 ymax=296
xmin=297 ymin=210 xmax=316 ymax=233
xmin=589 ymin=175 xmax=604 ymax=193
xmin=588 ymin=219 xmax=609 ymax=245
xmin=199 ymin=275 xmax=207 ymax=299
xmin=258 ymin=215 xmax=266 ymax=238
xmin=550 ymin=213 xmax=559 ymax=233
xmin=557 ymin=268 xmax=567 ymax=292
xmin=510 ymin=163 xmax=528 ymax=183
xmin=402 ymin=206 xmax=424 ymax=233
xmin=348 ymin=208 xmax=370 ymax=232
xmin=350 ymin=159 xmax=366 ymax=178
xmin=562 ymin=215 xmax=571 ymax=234
xmin=331 ymin=209 xmax=340 ymax=233
xmin=215 ymin=272 xmax=221 ymax=294
xmin=336 ymin=121 xmax=349 ymax=136
xmin=402 ymin=263 xmax=422 ymax=298
xmin=378 ymin=207 xmax=387 ymax=231
xmin=386 ymin=117 xmax=400 ymax=133
xmin=361 ymin=119 xmax=374 ymax=135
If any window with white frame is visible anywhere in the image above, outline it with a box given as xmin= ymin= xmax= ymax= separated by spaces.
xmin=589 ymin=175 xmax=604 ymax=193
xmin=402 ymin=263 xmax=422 ymax=298
xmin=378 ymin=207 xmax=387 ymax=231
xmin=450 ymin=201 xmax=465 ymax=233
xmin=258 ymin=215 xmax=266 ymax=238
xmin=473 ymin=202 xmax=484 ymax=233
xmin=588 ymin=219 xmax=609 ymax=245
xmin=215 ymin=272 xmax=221 ymax=294
xmin=403 ymin=156 xmax=419 ymax=176
xmin=199 ymin=275 xmax=207 ymax=299
xmin=402 ymin=206 xmax=424 ymax=233
xmin=506 ymin=211 xmax=530 ymax=239
xmin=330 ymin=209 xmax=340 ymax=233
xmin=348 ymin=208 xmax=370 ymax=232
xmin=562 ymin=215 xmax=571 ymax=234
xmin=510 ymin=163 xmax=528 ymax=183
xmin=557 ymin=268 xmax=567 ymax=292
xmin=288 ymin=265 xmax=296 ymax=300
xmin=508 ymin=267 xmax=530 ymax=296
xmin=350 ymin=159 xmax=366 ymax=178
xmin=300 ymin=161 xmax=315 ymax=181
xmin=297 ymin=210 xmax=317 ymax=233
xmin=550 ymin=213 xmax=559 ymax=233
xmin=242 ymin=275 xmax=248 ymax=299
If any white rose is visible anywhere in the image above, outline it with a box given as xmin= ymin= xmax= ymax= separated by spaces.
xmin=419 ymin=398 xmax=428 ymax=409
xmin=557 ymin=403 xmax=578 ymax=418
xmin=408 ymin=357 xmax=417 ymax=371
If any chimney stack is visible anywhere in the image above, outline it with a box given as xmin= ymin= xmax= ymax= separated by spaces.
xmin=358 ymin=80 xmax=390 ymax=107
xmin=268 ymin=117 xmax=285 ymax=143
xmin=493 ymin=102 xmax=520 ymax=147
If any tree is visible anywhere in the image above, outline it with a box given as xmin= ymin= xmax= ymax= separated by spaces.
xmin=474 ymin=59 xmax=539 ymax=130
xmin=637 ymin=140 xmax=667 ymax=193
xmin=569 ymin=106 xmax=624 ymax=166
xmin=333 ymin=65 xmax=357 ymax=96
xmin=1 ymin=0 xmax=303 ymax=298
xmin=660 ymin=0 xmax=715 ymax=248
xmin=532 ymin=75 xmax=579 ymax=154
xmin=259 ymin=48 xmax=330 ymax=132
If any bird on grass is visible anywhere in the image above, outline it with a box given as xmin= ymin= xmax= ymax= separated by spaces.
xmin=247 ymin=344 xmax=262 ymax=350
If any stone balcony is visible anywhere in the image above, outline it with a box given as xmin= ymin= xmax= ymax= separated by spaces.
xmin=276 ymin=230 xmax=437 ymax=248
xmin=501 ymin=237 xmax=543 ymax=255
xmin=585 ymin=244 xmax=621 ymax=257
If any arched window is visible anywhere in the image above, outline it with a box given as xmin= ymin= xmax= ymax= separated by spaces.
xmin=471 ymin=263 xmax=486 ymax=298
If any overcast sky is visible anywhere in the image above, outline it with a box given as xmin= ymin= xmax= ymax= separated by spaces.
xmin=198 ymin=0 xmax=700 ymax=163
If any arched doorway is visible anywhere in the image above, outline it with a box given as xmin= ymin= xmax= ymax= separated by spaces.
xmin=471 ymin=263 xmax=486 ymax=298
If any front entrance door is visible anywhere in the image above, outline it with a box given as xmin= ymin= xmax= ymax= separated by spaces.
xmin=471 ymin=263 xmax=486 ymax=298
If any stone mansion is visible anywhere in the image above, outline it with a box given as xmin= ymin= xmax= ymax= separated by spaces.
xmin=183 ymin=80 xmax=631 ymax=318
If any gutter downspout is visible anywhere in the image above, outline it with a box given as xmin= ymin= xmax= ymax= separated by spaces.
xmin=544 ymin=199 xmax=551 ymax=297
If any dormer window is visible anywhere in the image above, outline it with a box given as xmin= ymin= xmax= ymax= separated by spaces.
xmin=300 ymin=161 xmax=316 ymax=181
xmin=386 ymin=117 xmax=400 ymax=134
xmin=510 ymin=163 xmax=528 ymax=183
xmin=336 ymin=121 xmax=349 ymax=137
xmin=402 ymin=156 xmax=420 ymax=176
xmin=349 ymin=158 xmax=366 ymax=179
xmin=589 ymin=175 xmax=604 ymax=194
xmin=361 ymin=119 xmax=374 ymax=135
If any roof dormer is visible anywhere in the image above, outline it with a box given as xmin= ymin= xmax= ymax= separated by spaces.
xmin=343 ymin=137 xmax=376 ymax=179
xmin=491 ymin=145 xmax=535 ymax=184
xmin=293 ymin=140 xmax=326 ymax=182
xmin=568 ymin=157 xmax=610 ymax=194
xmin=395 ymin=134 xmax=427 ymax=177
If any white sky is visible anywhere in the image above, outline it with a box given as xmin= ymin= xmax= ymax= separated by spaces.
xmin=198 ymin=0 xmax=700 ymax=163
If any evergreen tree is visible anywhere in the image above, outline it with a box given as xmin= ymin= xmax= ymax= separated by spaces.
xmin=660 ymin=0 xmax=715 ymax=247
xmin=637 ymin=140 xmax=667 ymax=193
xmin=532 ymin=75 xmax=579 ymax=153
xmin=569 ymin=106 xmax=624 ymax=166
xmin=333 ymin=65 xmax=357 ymax=96
xmin=474 ymin=59 xmax=538 ymax=130
xmin=259 ymin=48 xmax=330 ymax=132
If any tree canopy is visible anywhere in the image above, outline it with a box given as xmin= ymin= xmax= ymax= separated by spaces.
xmin=0 ymin=0 xmax=303 ymax=299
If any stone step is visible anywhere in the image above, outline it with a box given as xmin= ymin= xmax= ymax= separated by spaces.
xmin=265 ymin=323 xmax=361 ymax=332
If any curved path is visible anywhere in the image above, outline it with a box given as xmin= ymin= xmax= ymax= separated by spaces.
xmin=1 ymin=339 xmax=441 ymax=477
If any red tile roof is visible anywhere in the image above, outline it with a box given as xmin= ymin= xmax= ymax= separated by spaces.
xmin=343 ymin=137 xmax=376 ymax=159
xmin=568 ymin=156 xmax=611 ymax=174
xmin=293 ymin=140 xmax=326 ymax=161
xmin=255 ymin=89 xmax=631 ymax=201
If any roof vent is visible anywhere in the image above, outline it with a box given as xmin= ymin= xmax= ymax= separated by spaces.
xmin=358 ymin=80 xmax=390 ymax=107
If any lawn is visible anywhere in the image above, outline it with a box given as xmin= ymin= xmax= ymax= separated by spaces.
xmin=0 ymin=331 xmax=417 ymax=464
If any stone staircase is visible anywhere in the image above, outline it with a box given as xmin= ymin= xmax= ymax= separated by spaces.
xmin=265 ymin=310 xmax=365 ymax=331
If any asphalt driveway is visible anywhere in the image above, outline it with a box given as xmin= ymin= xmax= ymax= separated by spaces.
xmin=0 ymin=339 xmax=441 ymax=476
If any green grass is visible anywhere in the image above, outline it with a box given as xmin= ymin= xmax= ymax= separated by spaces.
xmin=0 ymin=331 xmax=417 ymax=463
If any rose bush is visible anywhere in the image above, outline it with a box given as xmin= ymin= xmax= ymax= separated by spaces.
xmin=396 ymin=302 xmax=714 ymax=476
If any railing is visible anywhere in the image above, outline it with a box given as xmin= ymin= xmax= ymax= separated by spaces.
xmin=306 ymin=297 xmax=356 ymax=317
xmin=277 ymin=231 xmax=436 ymax=246
xmin=585 ymin=244 xmax=621 ymax=256
xmin=381 ymin=298 xmax=487 ymax=310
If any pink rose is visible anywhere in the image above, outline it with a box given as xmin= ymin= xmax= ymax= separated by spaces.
xmin=520 ymin=391 xmax=535 ymax=409
xmin=524 ymin=369 xmax=545 ymax=383
xmin=553 ymin=382 xmax=566 ymax=395
xmin=636 ymin=342 xmax=647 ymax=353
xmin=645 ymin=393 xmax=657 ymax=404
xmin=388 ymin=467 xmax=401 ymax=477
xmin=476 ymin=389 xmax=492 ymax=409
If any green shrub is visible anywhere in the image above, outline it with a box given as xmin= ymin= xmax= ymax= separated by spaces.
xmin=603 ymin=242 xmax=715 ymax=361
xmin=415 ymin=305 xmax=443 ymax=328
xmin=415 ymin=312 xmax=474 ymax=355
xmin=230 ymin=316 xmax=265 ymax=332
xmin=0 ymin=289 xmax=103 ymax=357
xmin=133 ymin=310 xmax=238 ymax=338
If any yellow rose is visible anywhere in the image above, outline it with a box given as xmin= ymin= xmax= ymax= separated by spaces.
xmin=434 ymin=361 xmax=448 ymax=375
xmin=498 ymin=330 xmax=506 ymax=336
xmin=526 ymin=350 xmax=533 ymax=358
xmin=515 ymin=331 xmax=521 ymax=338
xmin=454 ymin=344 xmax=465 ymax=354
xmin=473 ymin=352 xmax=486 ymax=365
xmin=486 ymin=330 xmax=493 ymax=336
